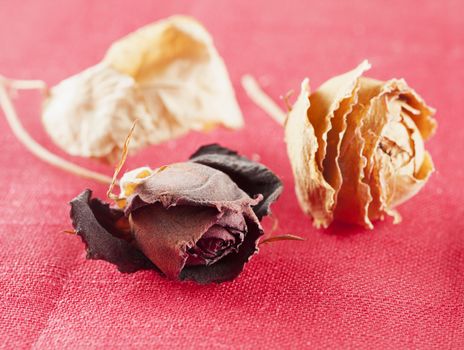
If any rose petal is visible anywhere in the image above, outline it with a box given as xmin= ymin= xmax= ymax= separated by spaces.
xmin=284 ymin=79 xmax=335 ymax=228
xmin=189 ymin=144 xmax=282 ymax=220
xmin=309 ymin=60 xmax=371 ymax=170
xmin=131 ymin=203 xmax=262 ymax=283
xmin=186 ymin=225 xmax=240 ymax=266
xmin=334 ymin=97 xmax=373 ymax=228
xmin=130 ymin=203 xmax=220 ymax=279
xmin=125 ymin=162 xmax=261 ymax=214
xmin=43 ymin=16 xmax=243 ymax=163
xmin=179 ymin=212 xmax=263 ymax=284
xmin=311 ymin=61 xmax=371 ymax=227
xmin=70 ymin=190 xmax=155 ymax=273
xmin=357 ymin=78 xmax=437 ymax=220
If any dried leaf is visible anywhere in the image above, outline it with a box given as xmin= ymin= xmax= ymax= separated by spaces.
xmin=43 ymin=16 xmax=243 ymax=163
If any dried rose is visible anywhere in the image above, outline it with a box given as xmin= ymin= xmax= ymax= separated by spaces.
xmin=285 ymin=60 xmax=437 ymax=228
xmin=70 ymin=145 xmax=282 ymax=283
xmin=42 ymin=16 xmax=243 ymax=163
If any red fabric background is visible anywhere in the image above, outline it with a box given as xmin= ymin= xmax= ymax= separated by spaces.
xmin=1 ymin=1 xmax=463 ymax=348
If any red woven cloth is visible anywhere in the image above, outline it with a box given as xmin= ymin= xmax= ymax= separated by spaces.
xmin=1 ymin=1 xmax=463 ymax=348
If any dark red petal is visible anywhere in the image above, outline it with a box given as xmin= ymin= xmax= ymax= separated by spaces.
xmin=216 ymin=209 xmax=247 ymax=232
xmin=189 ymin=144 xmax=283 ymax=220
xmin=186 ymin=225 xmax=241 ymax=266
xmin=70 ymin=190 xmax=155 ymax=273
xmin=179 ymin=208 xmax=263 ymax=284
xmin=125 ymin=162 xmax=260 ymax=214
xmin=130 ymin=203 xmax=220 ymax=279
xmin=201 ymin=225 xmax=237 ymax=242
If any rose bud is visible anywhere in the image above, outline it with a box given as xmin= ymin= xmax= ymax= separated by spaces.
xmin=285 ymin=60 xmax=437 ymax=229
xmin=70 ymin=144 xmax=282 ymax=284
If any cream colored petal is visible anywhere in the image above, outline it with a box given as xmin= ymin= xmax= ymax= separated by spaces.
xmin=42 ymin=15 xmax=242 ymax=162
xmin=105 ymin=15 xmax=243 ymax=131
xmin=386 ymin=152 xmax=434 ymax=208
xmin=401 ymin=111 xmax=425 ymax=175
xmin=355 ymin=78 xmax=404 ymax=220
xmin=334 ymin=101 xmax=373 ymax=229
xmin=104 ymin=16 xmax=209 ymax=80
xmin=308 ymin=60 xmax=373 ymax=228
xmin=379 ymin=104 xmax=434 ymax=209
xmin=360 ymin=78 xmax=437 ymax=221
xmin=317 ymin=61 xmax=371 ymax=207
xmin=286 ymin=61 xmax=371 ymax=228
xmin=395 ymin=83 xmax=436 ymax=141
xmin=42 ymin=64 xmax=146 ymax=160
xmin=309 ymin=60 xmax=371 ymax=170
xmin=285 ymin=79 xmax=335 ymax=228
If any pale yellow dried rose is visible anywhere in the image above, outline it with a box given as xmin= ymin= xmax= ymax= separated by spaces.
xmin=42 ymin=16 xmax=243 ymax=163
xmin=285 ymin=60 xmax=437 ymax=228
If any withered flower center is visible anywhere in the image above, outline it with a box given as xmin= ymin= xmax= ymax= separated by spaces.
xmin=186 ymin=211 xmax=247 ymax=267
xmin=377 ymin=99 xmax=425 ymax=176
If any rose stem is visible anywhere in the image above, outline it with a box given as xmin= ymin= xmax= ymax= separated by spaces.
xmin=259 ymin=234 xmax=305 ymax=245
xmin=0 ymin=76 xmax=113 ymax=185
xmin=241 ymin=75 xmax=287 ymax=126
xmin=106 ymin=120 xmax=137 ymax=200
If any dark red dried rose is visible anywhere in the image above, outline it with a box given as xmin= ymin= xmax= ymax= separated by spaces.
xmin=70 ymin=144 xmax=282 ymax=284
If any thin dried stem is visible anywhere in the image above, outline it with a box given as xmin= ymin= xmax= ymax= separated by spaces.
xmin=282 ymin=89 xmax=294 ymax=112
xmin=7 ymin=78 xmax=48 ymax=90
xmin=259 ymin=234 xmax=305 ymax=245
xmin=0 ymin=76 xmax=113 ymax=184
xmin=241 ymin=75 xmax=287 ymax=126
xmin=106 ymin=120 xmax=138 ymax=200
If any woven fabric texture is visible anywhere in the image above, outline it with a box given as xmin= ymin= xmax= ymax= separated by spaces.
xmin=1 ymin=1 xmax=463 ymax=349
